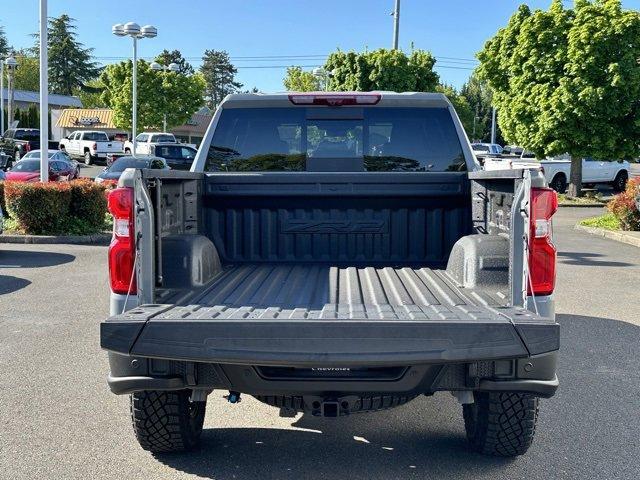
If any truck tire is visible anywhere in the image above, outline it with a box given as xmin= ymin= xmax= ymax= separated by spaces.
xmin=84 ymin=151 xmax=92 ymax=165
xmin=549 ymin=174 xmax=567 ymax=193
xmin=612 ymin=170 xmax=628 ymax=193
xmin=463 ymin=391 xmax=539 ymax=457
xmin=130 ymin=390 xmax=206 ymax=453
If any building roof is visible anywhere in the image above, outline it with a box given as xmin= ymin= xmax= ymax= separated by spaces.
xmin=56 ymin=109 xmax=116 ymax=129
xmin=1 ymin=88 xmax=82 ymax=108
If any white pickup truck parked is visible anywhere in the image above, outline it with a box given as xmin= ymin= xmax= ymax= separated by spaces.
xmin=123 ymin=132 xmax=177 ymax=155
xmin=484 ymin=155 xmax=630 ymax=193
xmin=59 ymin=130 xmax=124 ymax=165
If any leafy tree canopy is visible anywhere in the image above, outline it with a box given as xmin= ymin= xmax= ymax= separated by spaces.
xmin=324 ymin=48 xmax=439 ymax=92
xmin=73 ymin=78 xmax=107 ymax=108
xmin=283 ymin=67 xmax=322 ymax=91
xmin=0 ymin=25 xmax=10 ymax=57
xmin=461 ymin=72 xmax=502 ymax=143
xmin=200 ymin=50 xmax=243 ymax=110
xmin=478 ymin=0 xmax=640 ymax=194
xmin=154 ymin=49 xmax=194 ymax=75
xmin=100 ymin=60 xmax=205 ymax=133
xmin=3 ymin=51 xmax=40 ymax=92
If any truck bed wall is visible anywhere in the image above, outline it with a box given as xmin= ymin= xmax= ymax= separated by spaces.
xmin=200 ymin=172 xmax=473 ymax=267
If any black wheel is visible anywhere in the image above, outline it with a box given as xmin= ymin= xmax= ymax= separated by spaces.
xmin=124 ymin=148 xmax=131 ymax=154
xmin=463 ymin=392 xmax=539 ymax=457
xmin=130 ymin=390 xmax=206 ymax=453
xmin=549 ymin=174 xmax=567 ymax=193
xmin=612 ymin=170 xmax=628 ymax=193
xmin=84 ymin=151 xmax=92 ymax=165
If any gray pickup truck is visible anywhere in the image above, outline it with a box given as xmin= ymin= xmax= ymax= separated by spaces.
xmin=101 ymin=92 xmax=559 ymax=457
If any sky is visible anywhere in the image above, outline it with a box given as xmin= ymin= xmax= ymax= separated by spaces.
xmin=2 ymin=0 xmax=640 ymax=92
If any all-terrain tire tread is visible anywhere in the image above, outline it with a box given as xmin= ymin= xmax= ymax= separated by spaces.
xmin=130 ymin=390 xmax=205 ymax=453
xmin=463 ymin=392 xmax=539 ymax=457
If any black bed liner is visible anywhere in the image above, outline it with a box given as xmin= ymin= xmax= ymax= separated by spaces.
xmin=102 ymin=264 xmax=558 ymax=366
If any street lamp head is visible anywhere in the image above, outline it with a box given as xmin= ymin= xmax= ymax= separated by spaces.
xmin=112 ymin=23 xmax=126 ymax=37
xmin=4 ymin=56 xmax=18 ymax=70
xmin=123 ymin=22 xmax=141 ymax=37
xmin=140 ymin=25 xmax=158 ymax=38
xmin=168 ymin=63 xmax=180 ymax=73
xmin=150 ymin=62 xmax=162 ymax=71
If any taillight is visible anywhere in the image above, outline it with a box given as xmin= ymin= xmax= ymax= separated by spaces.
xmin=528 ymin=187 xmax=558 ymax=296
xmin=92 ymin=142 xmax=97 ymax=151
xmin=107 ymin=187 xmax=136 ymax=295
xmin=288 ymin=92 xmax=381 ymax=106
xmin=25 ymin=143 xmax=31 ymax=152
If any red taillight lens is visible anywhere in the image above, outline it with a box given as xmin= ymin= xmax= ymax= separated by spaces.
xmin=288 ymin=93 xmax=381 ymax=106
xmin=528 ymin=187 xmax=558 ymax=296
xmin=25 ymin=143 xmax=31 ymax=152
xmin=92 ymin=142 xmax=97 ymax=151
xmin=107 ymin=187 xmax=136 ymax=295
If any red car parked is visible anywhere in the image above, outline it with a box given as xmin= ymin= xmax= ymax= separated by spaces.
xmin=5 ymin=157 xmax=76 ymax=182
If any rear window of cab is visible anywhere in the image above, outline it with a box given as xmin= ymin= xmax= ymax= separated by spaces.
xmin=204 ymin=107 xmax=467 ymax=173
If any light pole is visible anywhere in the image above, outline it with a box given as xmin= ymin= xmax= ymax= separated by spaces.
xmin=112 ymin=22 xmax=157 ymax=156
xmin=392 ymin=0 xmax=401 ymax=50
xmin=40 ymin=0 xmax=49 ymax=182
xmin=312 ymin=67 xmax=336 ymax=92
xmin=5 ymin=55 xmax=18 ymax=131
xmin=1 ymin=58 xmax=4 ymax=134
xmin=151 ymin=61 xmax=179 ymax=132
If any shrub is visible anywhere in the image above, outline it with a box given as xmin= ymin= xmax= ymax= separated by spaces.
xmin=4 ymin=182 xmax=72 ymax=234
xmin=0 ymin=181 xmax=5 ymax=216
xmin=607 ymin=178 xmax=640 ymax=231
xmin=2 ymin=180 xmax=109 ymax=235
xmin=69 ymin=179 xmax=108 ymax=231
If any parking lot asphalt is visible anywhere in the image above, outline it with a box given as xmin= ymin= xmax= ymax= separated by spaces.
xmin=0 ymin=206 xmax=638 ymax=480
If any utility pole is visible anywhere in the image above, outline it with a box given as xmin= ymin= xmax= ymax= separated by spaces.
xmin=491 ymin=107 xmax=497 ymax=144
xmin=392 ymin=0 xmax=400 ymax=50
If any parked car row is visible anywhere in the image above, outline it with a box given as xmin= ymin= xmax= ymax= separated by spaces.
xmin=2 ymin=150 xmax=80 ymax=182
xmin=474 ymin=143 xmax=630 ymax=193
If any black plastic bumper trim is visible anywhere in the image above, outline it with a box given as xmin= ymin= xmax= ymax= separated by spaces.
xmin=478 ymin=375 xmax=559 ymax=398
xmin=107 ymin=375 xmax=185 ymax=395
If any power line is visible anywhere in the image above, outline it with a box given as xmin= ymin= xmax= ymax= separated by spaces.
xmin=91 ymin=53 xmax=479 ymax=63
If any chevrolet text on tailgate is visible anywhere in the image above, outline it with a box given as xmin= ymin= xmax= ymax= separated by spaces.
xmin=100 ymin=92 xmax=559 ymax=456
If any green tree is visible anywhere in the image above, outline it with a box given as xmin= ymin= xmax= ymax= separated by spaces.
xmin=461 ymin=72 xmax=501 ymax=143
xmin=283 ymin=66 xmax=321 ymax=91
xmin=200 ymin=50 xmax=243 ymax=110
xmin=72 ymin=79 xmax=107 ymax=108
xmin=478 ymin=0 xmax=640 ymax=196
xmin=7 ymin=52 xmax=40 ymax=92
xmin=324 ymin=48 xmax=439 ymax=92
xmin=436 ymin=84 xmax=474 ymax=138
xmin=0 ymin=25 xmax=10 ymax=57
xmin=154 ymin=49 xmax=194 ymax=75
xmin=32 ymin=15 xmax=100 ymax=95
xmin=100 ymin=60 xmax=205 ymax=133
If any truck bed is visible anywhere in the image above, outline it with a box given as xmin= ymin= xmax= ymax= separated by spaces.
xmin=161 ymin=264 xmax=508 ymax=319
xmin=103 ymin=264 xmax=558 ymax=367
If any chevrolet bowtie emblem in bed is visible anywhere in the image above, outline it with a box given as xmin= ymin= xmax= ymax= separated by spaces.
xmin=280 ymin=219 xmax=388 ymax=234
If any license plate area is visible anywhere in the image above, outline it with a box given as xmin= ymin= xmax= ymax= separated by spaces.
xmin=255 ymin=366 xmax=408 ymax=381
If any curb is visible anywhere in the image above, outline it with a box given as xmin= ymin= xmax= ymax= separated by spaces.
xmin=0 ymin=233 xmax=111 ymax=245
xmin=558 ymin=203 xmax=607 ymax=208
xmin=575 ymin=224 xmax=640 ymax=248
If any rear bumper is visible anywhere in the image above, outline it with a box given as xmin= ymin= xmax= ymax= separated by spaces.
xmin=101 ymin=305 xmax=559 ymax=398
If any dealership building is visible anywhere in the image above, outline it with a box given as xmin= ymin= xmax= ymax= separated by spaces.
xmin=54 ymin=107 xmax=212 ymax=146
